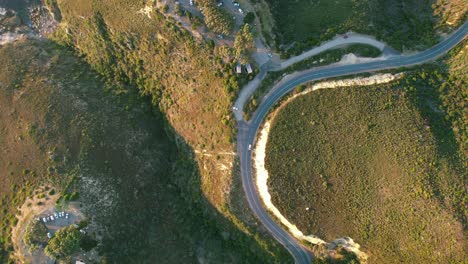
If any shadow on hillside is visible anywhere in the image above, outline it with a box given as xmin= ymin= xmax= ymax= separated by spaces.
xmin=66 ymin=82 xmax=285 ymax=263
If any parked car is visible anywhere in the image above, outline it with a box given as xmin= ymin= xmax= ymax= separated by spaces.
xmin=238 ymin=8 xmax=244 ymax=14
xmin=189 ymin=0 xmax=194 ymax=6
xmin=217 ymin=2 xmax=223 ymax=7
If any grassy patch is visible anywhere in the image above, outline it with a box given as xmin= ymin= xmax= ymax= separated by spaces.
xmin=265 ymin=50 xmax=466 ymax=263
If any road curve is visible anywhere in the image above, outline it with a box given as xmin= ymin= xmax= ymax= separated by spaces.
xmin=237 ymin=23 xmax=467 ymax=264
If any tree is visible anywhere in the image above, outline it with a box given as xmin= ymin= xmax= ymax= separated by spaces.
xmin=234 ymin=24 xmax=255 ymax=64
xmin=197 ymin=0 xmax=234 ymax=34
xmin=243 ymin=12 xmax=255 ymax=24
xmin=45 ymin=226 xmax=83 ymax=259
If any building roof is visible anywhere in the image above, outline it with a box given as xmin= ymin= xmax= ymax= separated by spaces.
xmin=236 ymin=64 xmax=242 ymax=74
xmin=245 ymin=63 xmax=253 ymax=73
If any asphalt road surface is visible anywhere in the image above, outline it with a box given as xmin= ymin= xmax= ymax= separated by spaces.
xmin=237 ymin=22 xmax=467 ymax=264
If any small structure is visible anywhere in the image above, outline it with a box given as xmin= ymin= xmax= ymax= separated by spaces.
xmin=245 ymin=63 xmax=253 ymax=74
xmin=235 ymin=64 xmax=242 ymax=74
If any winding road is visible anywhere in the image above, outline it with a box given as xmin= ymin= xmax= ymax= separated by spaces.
xmin=236 ymin=23 xmax=467 ymax=264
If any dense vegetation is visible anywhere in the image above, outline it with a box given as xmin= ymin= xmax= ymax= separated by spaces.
xmin=234 ymin=24 xmax=255 ymax=64
xmin=265 ymin=44 xmax=467 ymax=263
xmin=263 ymin=0 xmax=466 ymax=53
xmin=197 ymin=0 xmax=234 ymax=35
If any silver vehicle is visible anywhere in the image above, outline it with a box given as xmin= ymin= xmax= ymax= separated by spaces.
xmin=238 ymin=8 xmax=243 ymax=14
xmin=248 ymin=144 xmax=252 ymax=150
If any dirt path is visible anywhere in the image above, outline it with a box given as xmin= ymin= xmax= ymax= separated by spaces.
xmin=279 ymin=32 xmax=392 ymax=69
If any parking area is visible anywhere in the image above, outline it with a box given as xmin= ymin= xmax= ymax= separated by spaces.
xmin=37 ymin=206 xmax=84 ymax=236
xmin=168 ymin=0 xmax=248 ymax=45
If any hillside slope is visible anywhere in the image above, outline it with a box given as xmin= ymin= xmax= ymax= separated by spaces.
xmin=261 ymin=0 xmax=466 ymax=53
xmin=265 ymin=44 xmax=467 ymax=263
xmin=1 ymin=0 xmax=293 ymax=262
xmin=0 ymin=40 xmax=287 ymax=263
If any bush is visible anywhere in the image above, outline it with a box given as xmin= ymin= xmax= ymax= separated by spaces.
xmin=243 ymin=12 xmax=255 ymax=24
xmin=24 ymin=220 xmax=48 ymax=249
xmin=80 ymin=235 xmax=98 ymax=251
xmin=45 ymin=226 xmax=82 ymax=259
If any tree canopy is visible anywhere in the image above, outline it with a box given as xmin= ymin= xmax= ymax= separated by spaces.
xmin=45 ymin=226 xmax=82 ymax=259
xmin=197 ymin=0 xmax=234 ymax=35
xmin=234 ymin=24 xmax=255 ymax=64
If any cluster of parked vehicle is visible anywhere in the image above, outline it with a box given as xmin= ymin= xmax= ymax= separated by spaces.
xmin=232 ymin=1 xmax=243 ymax=13
xmin=40 ymin=211 xmax=69 ymax=223
xmin=187 ymin=0 xmax=244 ymax=14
